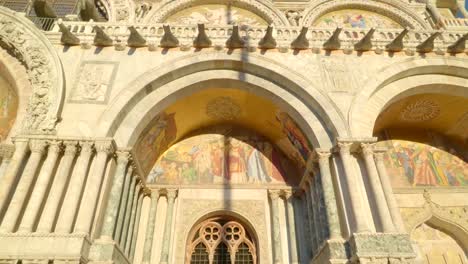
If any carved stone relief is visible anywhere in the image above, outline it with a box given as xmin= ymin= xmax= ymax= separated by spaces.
xmin=69 ymin=61 xmax=118 ymax=104
xmin=0 ymin=7 xmax=63 ymax=134
xmin=174 ymin=199 xmax=270 ymax=263
xmin=319 ymin=58 xmax=358 ymax=93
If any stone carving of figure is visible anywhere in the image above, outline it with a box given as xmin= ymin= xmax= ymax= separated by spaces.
xmin=135 ymin=2 xmax=152 ymax=22
xmin=286 ymin=10 xmax=302 ymax=26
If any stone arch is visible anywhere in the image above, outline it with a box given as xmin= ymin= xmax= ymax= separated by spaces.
xmin=0 ymin=7 xmax=64 ymax=134
xmin=302 ymin=0 xmax=430 ymax=29
xmin=144 ymin=0 xmax=289 ymax=26
xmin=96 ymin=52 xmax=348 ymax=151
xmin=348 ymin=57 xmax=468 ymax=137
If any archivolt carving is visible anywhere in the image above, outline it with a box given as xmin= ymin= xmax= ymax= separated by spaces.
xmin=0 ymin=7 xmax=64 ymax=134
xmin=111 ymin=0 xmax=134 ymax=22
xmin=400 ymin=190 xmax=468 ymax=247
xmin=145 ymin=0 xmax=289 ymax=26
xmin=302 ymin=0 xmax=430 ymax=29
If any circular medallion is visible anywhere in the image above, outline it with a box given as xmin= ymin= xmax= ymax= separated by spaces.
xmin=400 ymin=99 xmax=440 ymax=122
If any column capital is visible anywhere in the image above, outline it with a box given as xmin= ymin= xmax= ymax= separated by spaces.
xmin=47 ymin=140 xmax=62 ymax=154
xmin=95 ymin=140 xmax=115 ymax=154
xmin=337 ymin=142 xmax=353 ymax=155
xmin=116 ymin=150 xmax=131 ymax=164
xmin=165 ymin=188 xmax=178 ymax=200
xmin=281 ymin=189 xmax=293 ymax=199
xmin=79 ymin=141 xmax=94 ymax=154
xmin=0 ymin=143 xmax=15 ymax=158
xmin=63 ymin=141 xmax=78 ymax=156
xmin=335 ymin=138 xmax=377 ymax=154
xmin=268 ymin=189 xmax=281 ymax=200
xmin=29 ymin=140 xmax=47 ymax=154
xmin=359 ymin=143 xmax=375 ymax=156
xmin=313 ymin=148 xmax=331 ymax=161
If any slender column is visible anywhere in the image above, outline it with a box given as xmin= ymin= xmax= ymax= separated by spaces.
xmin=130 ymin=189 xmax=145 ymax=261
xmin=115 ymin=164 xmax=134 ymax=244
xmin=269 ymin=190 xmax=283 ymax=264
xmin=0 ymin=140 xmax=47 ymax=232
xmin=304 ymin=181 xmax=318 ymax=255
xmin=0 ymin=144 xmax=15 ymax=181
xmin=120 ymin=169 xmax=136 ymax=245
xmin=125 ymin=180 xmax=142 ymax=254
xmin=361 ymin=144 xmax=395 ymax=232
xmin=160 ymin=189 xmax=178 ymax=264
xmin=337 ymin=142 xmax=371 ymax=233
xmin=74 ymin=140 xmax=113 ymax=234
xmin=55 ymin=142 xmax=94 ymax=233
xmin=18 ymin=141 xmax=62 ymax=232
xmin=300 ymin=193 xmax=312 ymax=259
xmin=457 ymin=1 xmax=468 ymax=18
xmin=374 ymin=151 xmax=406 ymax=233
xmin=308 ymin=176 xmax=323 ymax=246
xmin=315 ymin=150 xmax=341 ymax=239
xmin=427 ymin=2 xmax=442 ymax=24
xmin=100 ymin=151 xmax=130 ymax=240
xmin=142 ymin=189 xmax=161 ymax=264
xmin=283 ymin=191 xmax=299 ymax=264
xmin=0 ymin=139 xmax=29 ymax=219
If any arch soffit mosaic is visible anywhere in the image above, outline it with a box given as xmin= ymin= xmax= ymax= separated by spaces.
xmin=143 ymin=0 xmax=289 ymax=26
xmin=0 ymin=7 xmax=64 ymax=134
xmin=348 ymin=57 xmax=468 ymax=137
xmin=302 ymin=0 xmax=430 ymax=29
xmin=97 ymin=53 xmax=348 ymax=147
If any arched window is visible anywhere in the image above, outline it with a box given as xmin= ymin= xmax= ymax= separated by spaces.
xmin=188 ymin=217 xmax=257 ymax=264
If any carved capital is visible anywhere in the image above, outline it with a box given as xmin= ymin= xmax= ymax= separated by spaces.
xmin=116 ymin=150 xmax=131 ymax=164
xmin=47 ymin=140 xmax=62 ymax=154
xmin=268 ymin=190 xmax=281 ymax=200
xmin=79 ymin=141 xmax=94 ymax=154
xmin=94 ymin=140 xmax=114 ymax=154
xmin=29 ymin=140 xmax=47 ymax=154
xmin=166 ymin=189 xmax=178 ymax=202
xmin=281 ymin=189 xmax=293 ymax=200
xmin=374 ymin=151 xmax=386 ymax=162
xmin=337 ymin=142 xmax=352 ymax=156
xmin=360 ymin=143 xmax=375 ymax=156
xmin=315 ymin=149 xmax=331 ymax=161
xmin=63 ymin=141 xmax=78 ymax=156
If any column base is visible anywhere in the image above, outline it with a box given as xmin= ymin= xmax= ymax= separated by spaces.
xmin=88 ymin=239 xmax=130 ymax=264
xmin=311 ymin=239 xmax=349 ymax=264
xmin=0 ymin=233 xmax=91 ymax=264
xmin=348 ymin=233 xmax=416 ymax=264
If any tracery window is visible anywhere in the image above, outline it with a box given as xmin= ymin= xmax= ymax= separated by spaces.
xmin=187 ymin=218 xmax=257 ymax=264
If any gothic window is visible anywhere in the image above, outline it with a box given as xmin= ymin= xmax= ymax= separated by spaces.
xmin=188 ymin=218 xmax=257 ymax=264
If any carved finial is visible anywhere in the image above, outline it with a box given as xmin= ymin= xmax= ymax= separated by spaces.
xmin=416 ymin=32 xmax=441 ymax=53
xmin=291 ymin=27 xmax=309 ymax=49
xmin=193 ymin=24 xmax=212 ymax=48
xmin=58 ymin=20 xmax=80 ymax=46
xmin=127 ymin=26 xmax=147 ymax=47
xmin=258 ymin=25 xmax=277 ymax=49
xmin=323 ymin=27 xmax=342 ymax=50
xmin=226 ymin=25 xmax=245 ymax=49
xmin=93 ymin=26 xmax=113 ymax=46
xmin=447 ymin=33 xmax=468 ymax=53
xmin=160 ymin=25 xmax=179 ymax=48
xmin=385 ymin=28 xmax=409 ymax=52
xmin=354 ymin=28 xmax=375 ymax=51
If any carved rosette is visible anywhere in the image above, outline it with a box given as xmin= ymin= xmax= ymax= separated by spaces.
xmin=0 ymin=7 xmax=63 ymax=134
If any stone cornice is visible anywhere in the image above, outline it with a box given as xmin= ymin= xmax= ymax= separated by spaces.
xmin=46 ymin=22 xmax=468 ymax=56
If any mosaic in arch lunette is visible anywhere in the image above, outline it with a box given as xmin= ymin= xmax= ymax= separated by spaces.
xmin=313 ymin=9 xmax=402 ymax=29
xmin=165 ymin=4 xmax=268 ymax=26
xmin=376 ymin=140 xmax=467 ymax=188
xmin=0 ymin=75 xmax=18 ymax=141
xmin=147 ymin=126 xmax=301 ymax=186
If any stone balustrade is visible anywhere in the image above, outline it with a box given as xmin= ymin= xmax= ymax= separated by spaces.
xmin=44 ymin=20 xmax=468 ymax=54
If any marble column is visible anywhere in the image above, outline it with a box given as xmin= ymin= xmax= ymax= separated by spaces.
xmin=125 ymin=180 xmax=141 ymax=255
xmin=55 ymin=142 xmax=94 ymax=233
xmin=130 ymin=189 xmax=145 ymax=261
xmin=0 ymin=140 xmax=47 ymax=232
xmin=160 ymin=189 xmax=178 ymax=264
xmin=18 ymin=141 xmax=62 ymax=233
xmin=309 ymin=175 xmax=323 ymax=245
xmin=283 ymin=190 xmax=299 ymax=264
xmin=269 ymin=190 xmax=283 ymax=264
xmin=304 ymin=181 xmax=318 ymax=254
xmin=374 ymin=151 xmax=406 ymax=233
xmin=120 ymin=170 xmax=136 ymax=246
xmin=337 ymin=142 xmax=371 ymax=233
xmin=315 ymin=149 xmax=341 ymax=239
xmin=360 ymin=143 xmax=395 ymax=233
xmin=100 ymin=151 xmax=130 ymax=240
xmin=74 ymin=140 xmax=113 ymax=234
xmin=115 ymin=165 xmax=134 ymax=244
xmin=142 ymin=189 xmax=160 ymax=264
xmin=0 ymin=139 xmax=29 ymax=219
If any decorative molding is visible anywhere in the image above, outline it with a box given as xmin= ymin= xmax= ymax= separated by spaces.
xmin=0 ymin=7 xmax=64 ymax=134
xmin=301 ymin=0 xmax=430 ymax=29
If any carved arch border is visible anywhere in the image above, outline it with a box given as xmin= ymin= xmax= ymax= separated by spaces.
xmin=301 ymin=0 xmax=430 ymax=29
xmin=401 ymin=191 xmax=468 ymax=252
xmin=144 ymin=0 xmax=289 ymax=26
xmin=0 ymin=7 xmax=64 ymax=133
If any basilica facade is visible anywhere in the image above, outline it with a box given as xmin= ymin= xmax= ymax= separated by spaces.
xmin=0 ymin=0 xmax=467 ymax=263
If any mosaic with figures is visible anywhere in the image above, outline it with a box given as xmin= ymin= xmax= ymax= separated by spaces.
xmin=314 ymin=9 xmax=402 ymax=29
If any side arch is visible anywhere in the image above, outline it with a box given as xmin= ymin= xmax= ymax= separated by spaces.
xmin=96 ymin=52 xmax=348 ymax=149
xmin=348 ymin=57 xmax=468 ymax=137
xmin=144 ymin=0 xmax=289 ymax=26
xmin=0 ymin=7 xmax=65 ymax=134
xmin=302 ymin=0 xmax=430 ymax=29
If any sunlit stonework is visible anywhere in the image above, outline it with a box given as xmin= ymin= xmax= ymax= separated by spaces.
xmin=0 ymin=1 xmax=466 ymax=264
